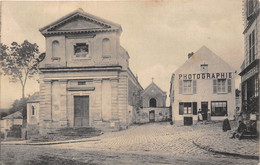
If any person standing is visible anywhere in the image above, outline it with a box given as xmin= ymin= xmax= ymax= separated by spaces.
xmin=222 ymin=114 xmax=231 ymax=132
xmin=198 ymin=109 xmax=203 ymax=121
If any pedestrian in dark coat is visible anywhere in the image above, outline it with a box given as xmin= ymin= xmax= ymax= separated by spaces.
xmin=222 ymin=114 xmax=231 ymax=132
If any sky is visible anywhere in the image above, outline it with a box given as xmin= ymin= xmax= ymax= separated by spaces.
xmin=0 ymin=0 xmax=244 ymax=108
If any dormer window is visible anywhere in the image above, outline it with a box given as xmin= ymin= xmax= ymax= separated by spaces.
xmin=74 ymin=43 xmax=89 ymax=58
xmin=200 ymin=64 xmax=208 ymax=73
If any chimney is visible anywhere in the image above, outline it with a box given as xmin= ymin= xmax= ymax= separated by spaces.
xmin=188 ymin=52 xmax=194 ymax=59
xmin=136 ymin=74 xmax=138 ymax=81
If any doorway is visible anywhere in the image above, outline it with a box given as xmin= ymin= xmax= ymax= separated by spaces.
xmin=201 ymin=102 xmax=208 ymax=120
xmin=149 ymin=110 xmax=155 ymax=122
xmin=74 ymin=96 xmax=89 ymax=127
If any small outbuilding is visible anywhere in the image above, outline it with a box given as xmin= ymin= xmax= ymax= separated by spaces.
xmin=1 ymin=111 xmax=23 ymax=139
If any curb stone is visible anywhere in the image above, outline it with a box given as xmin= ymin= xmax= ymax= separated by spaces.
xmin=192 ymin=140 xmax=259 ymax=160
xmin=1 ymin=139 xmax=100 ymax=146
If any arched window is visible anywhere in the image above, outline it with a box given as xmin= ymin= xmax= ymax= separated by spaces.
xmin=32 ymin=106 xmax=35 ymax=116
xmin=52 ymin=40 xmax=59 ymax=58
xmin=102 ymin=38 xmax=111 ymax=57
xmin=149 ymin=98 xmax=157 ymax=107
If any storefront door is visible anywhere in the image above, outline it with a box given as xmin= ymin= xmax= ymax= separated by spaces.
xmin=201 ymin=102 xmax=208 ymax=120
xmin=74 ymin=96 xmax=89 ymax=127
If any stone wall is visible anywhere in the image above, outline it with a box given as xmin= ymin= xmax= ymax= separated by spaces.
xmin=136 ymin=107 xmax=170 ymax=124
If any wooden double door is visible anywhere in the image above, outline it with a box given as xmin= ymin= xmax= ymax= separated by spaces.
xmin=74 ymin=96 xmax=89 ymax=127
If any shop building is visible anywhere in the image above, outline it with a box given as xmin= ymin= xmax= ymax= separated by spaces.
xmin=240 ymin=0 xmax=259 ymax=131
xmin=170 ymin=46 xmax=236 ymax=125
xmin=28 ymin=9 xmax=142 ymax=136
xmin=136 ymin=81 xmax=170 ymax=123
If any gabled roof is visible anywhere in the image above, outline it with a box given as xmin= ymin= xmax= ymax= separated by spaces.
xmin=3 ymin=111 xmax=23 ymax=120
xmin=27 ymin=92 xmax=40 ymax=103
xmin=174 ymin=46 xmax=235 ymax=74
xmin=39 ymin=8 xmax=122 ymax=36
xmin=141 ymin=82 xmax=166 ymax=96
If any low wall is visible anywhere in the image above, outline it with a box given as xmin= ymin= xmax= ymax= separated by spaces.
xmin=136 ymin=107 xmax=170 ymax=124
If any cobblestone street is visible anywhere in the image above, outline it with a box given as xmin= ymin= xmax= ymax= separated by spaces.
xmin=1 ymin=122 xmax=259 ymax=164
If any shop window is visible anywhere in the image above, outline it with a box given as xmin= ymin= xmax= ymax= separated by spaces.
xmin=102 ymin=38 xmax=111 ymax=57
xmin=211 ymin=101 xmax=227 ymax=116
xmin=179 ymin=102 xmax=197 ymax=115
xmin=32 ymin=106 xmax=35 ymax=116
xmin=149 ymin=98 xmax=157 ymax=107
xmin=74 ymin=43 xmax=89 ymax=58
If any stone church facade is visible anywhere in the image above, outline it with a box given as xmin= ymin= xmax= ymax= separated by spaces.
xmin=27 ymin=9 xmax=142 ymax=136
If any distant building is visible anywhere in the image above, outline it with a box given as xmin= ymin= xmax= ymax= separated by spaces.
xmin=0 ymin=111 xmax=23 ymax=138
xmin=136 ymin=81 xmax=170 ymax=123
xmin=28 ymin=9 xmax=142 ymax=136
xmin=170 ymin=46 xmax=236 ymax=125
xmin=239 ymin=0 xmax=259 ymax=130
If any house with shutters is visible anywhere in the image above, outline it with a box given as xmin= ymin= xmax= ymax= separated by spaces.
xmin=28 ymin=8 xmax=142 ymax=136
xmin=169 ymin=46 xmax=236 ymax=125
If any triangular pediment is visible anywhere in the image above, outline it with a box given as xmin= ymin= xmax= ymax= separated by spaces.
xmin=55 ymin=17 xmax=105 ymax=31
xmin=174 ymin=46 xmax=235 ymax=74
xmin=142 ymin=82 xmax=166 ymax=96
xmin=40 ymin=8 xmax=121 ymax=36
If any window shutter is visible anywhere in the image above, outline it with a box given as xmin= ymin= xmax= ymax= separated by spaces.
xmin=179 ymin=80 xmax=183 ymax=94
xmin=228 ymin=79 xmax=232 ymax=93
xmin=193 ymin=80 xmax=197 ymax=94
xmin=193 ymin=102 xmax=197 ymax=115
xmin=179 ymin=103 xmax=184 ymax=115
xmin=213 ymin=79 xmax=217 ymax=93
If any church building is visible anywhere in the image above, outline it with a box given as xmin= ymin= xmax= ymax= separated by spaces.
xmin=135 ymin=81 xmax=170 ymax=123
xmin=170 ymin=46 xmax=236 ymax=125
xmin=27 ymin=9 xmax=142 ymax=136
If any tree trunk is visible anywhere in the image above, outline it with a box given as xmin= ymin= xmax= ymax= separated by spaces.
xmin=22 ymin=85 xmax=25 ymax=100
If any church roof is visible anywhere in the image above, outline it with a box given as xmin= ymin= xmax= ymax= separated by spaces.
xmin=2 ymin=111 xmax=23 ymax=120
xmin=27 ymin=92 xmax=40 ymax=103
xmin=39 ymin=8 xmax=122 ymax=36
xmin=141 ymin=82 xmax=166 ymax=96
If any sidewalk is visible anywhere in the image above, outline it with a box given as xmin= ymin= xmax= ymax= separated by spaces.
xmin=192 ymin=124 xmax=259 ymax=160
xmin=0 ymin=137 xmax=100 ymax=145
